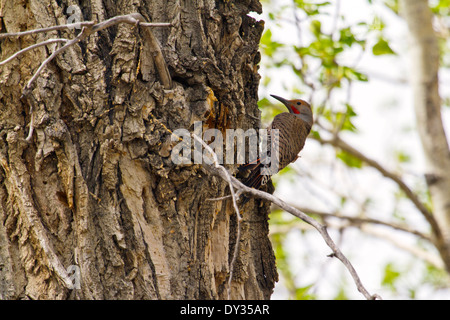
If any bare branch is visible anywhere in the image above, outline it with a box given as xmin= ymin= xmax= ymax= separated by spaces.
xmin=128 ymin=13 xmax=173 ymax=90
xmin=25 ymin=104 xmax=35 ymax=143
xmin=194 ymin=136 xmax=381 ymax=300
xmin=192 ymin=134 xmax=242 ymax=300
xmin=0 ymin=38 xmax=68 ymax=66
xmin=139 ymin=22 xmax=172 ymax=28
xmin=312 ymin=133 xmax=443 ymax=241
xmin=270 ymin=210 xmax=444 ymax=270
xmin=22 ymin=25 xmax=93 ymax=95
xmin=312 ymin=130 xmax=450 ymax=273
xmin=1 ymin=13 xmax=173 ymax=142
xmin=19 ymin=14 xmax=173 ymax=95
xmin=0 ymin=20 xmax=170 ymax=39
xmin=400 ymin=0 xmax=450 ymax=273
xmin=206 ymin=194 xmax=233 ymax=202
xmin=288 ymin=204 xmax=432 ymax=242
xmin=0 ymin=21 xmax=95 ymax=39
xmin=18 ymin=25 xmax=92 ymax=143
xmin=361 ymin=225 xmax=445 ymax=270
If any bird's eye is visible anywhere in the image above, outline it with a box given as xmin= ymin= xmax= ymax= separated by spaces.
xmin=296 ymin=102 xmax=301 ymax=105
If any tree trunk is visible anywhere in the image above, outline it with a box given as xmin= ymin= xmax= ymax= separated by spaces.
xmin=400 ymin=0 xmax=450 ymax=272
xmin=0 ymin=0 xmax=277 ymax=299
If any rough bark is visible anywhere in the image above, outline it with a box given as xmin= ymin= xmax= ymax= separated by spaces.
xmin=0 ymin=0 xmax=277 ymax=299
xmin=400 ymin=0 xmax=450 ymax=272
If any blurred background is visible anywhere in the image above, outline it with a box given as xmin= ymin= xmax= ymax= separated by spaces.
xmin=250 ymin=0 xmax=450 ymax=299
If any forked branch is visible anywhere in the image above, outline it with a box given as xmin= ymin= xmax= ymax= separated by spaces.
xmin=312 ymin=132 xmax=450 ymax=272
xmin=0 ymin=13 xmax=173 ymax=141
xmin=194 ymin=134 xmax=381 ymax=300
xmin=192 ymin=134 xmax=243 ymax=300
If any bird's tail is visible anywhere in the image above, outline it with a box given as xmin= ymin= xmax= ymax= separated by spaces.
xmin=238 ymin=159 xmax=271 ymax=205
xmin=239 ymin=162 xmax=265 ymax=189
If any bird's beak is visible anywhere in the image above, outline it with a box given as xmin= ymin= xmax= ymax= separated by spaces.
xmin=270 ymin=94 xmax=289 ymax=106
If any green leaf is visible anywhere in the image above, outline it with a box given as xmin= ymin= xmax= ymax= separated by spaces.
xmin=333 ymin=104 xmax=358 ymax=132
xmin=295 ymin=284 xmax=317 ymax=300
xmin=372 ymin=37 xmax=396 ymax=55
xmin=431 ymin=0 xmax=450 ymax=15
xmin=336 ymin=150 xmax=363 ymax=168
xmin=345 ymin=104 xmax=357 ymax=117
xmin=442 ymin=96 xmax=450 ymax=108
xmin=294 ymin=0 xmax=331 ymax=16
xmin=395 ymin=150 xmax=411 ymax=163
xmin=423 ymin=262 xmax=449 ymax=289
xmin=310 ymin=129 xmax=321 ymax=140
xmin=310 ymin=20 xmax=322 ymax=37
xmin=260 ymin=29 xmax=283 ymax=57
xmin=384 ymin=0 xmax=399 ymax=15
xmin=258 ymin=96 xmax=272 ymax=107
xmin=382 ymin=263 xmax=401 ymax=292
xmin=333 ymin=287 xmax=349 ymax=300
xmin=262 ymin=75 xmax=271 ymax=87
xmin=343 ymin=66 xmax=368 ymax=82
xmin=339 ymin=27 xmax=358 ymax=47
xmin=370 ymin=16 xmax=385 ymax=31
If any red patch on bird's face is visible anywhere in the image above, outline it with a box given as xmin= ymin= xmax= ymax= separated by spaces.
xmin=291 ymin=106 xmax=300 ymax=114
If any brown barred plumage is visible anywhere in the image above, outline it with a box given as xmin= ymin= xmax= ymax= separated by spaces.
xmin=239 ymin=95 xmax=313 ymax=203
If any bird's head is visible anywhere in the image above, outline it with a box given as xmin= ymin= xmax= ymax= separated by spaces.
xmin=270 ymin=94 xmax=313 ymax=126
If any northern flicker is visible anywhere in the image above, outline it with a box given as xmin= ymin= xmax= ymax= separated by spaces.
xmin=238 ymin=94 xmax=313 ymax=201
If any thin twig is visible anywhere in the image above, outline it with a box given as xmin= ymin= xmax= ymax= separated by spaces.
xmin=20 ymin=25 xmax=93 ymax=143
xmin=0 ymin=38 xmax=68 ymax=66
xmin=25 ymin=104 xmax=34 ymax=142
xmin=193 ymin=136 xmax=380 ymax=300
xmin=312 ymin=133 xmax=442 ymax=243
xmin=270 ymin=214 xmax=444 ymax=269
xmin=288 ymin=204 xmax=432 ymax=242
xmin=206 ymin=194 xmax=233 ymax=202
xmin=1 ymin=13 xmax=173 ymax=142
xmin=0 ymin=20 xmax=171 ymax=39
xmin=0 ymin=21 xmax=95 ymax=39
xmin=127 ymin=14 xmax=173 ymax=89
xmin=192 ymin=134 xmax=242 ymax=300
xmin=13 ymin=14 xmax=173 ymax=91
xmin=139 ymin=22 xmax=172 ymax=28
xmin=247 ymin=184 xmax=380 ymax=299
xmin=22 ymin=24 xmax=94 ymax=95
xmin=361 ymin=225 xmax=445 ymax=270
